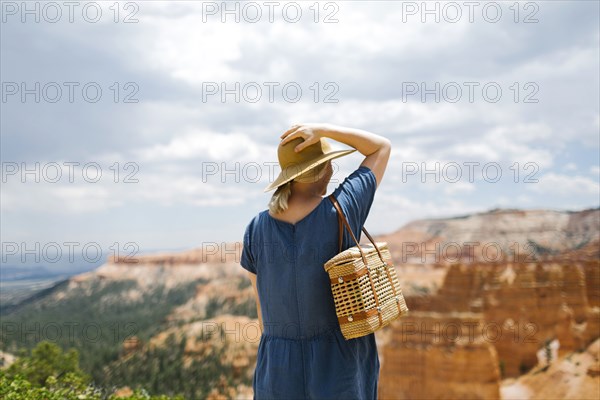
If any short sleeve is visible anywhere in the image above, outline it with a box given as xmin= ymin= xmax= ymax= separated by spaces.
xmin=331 ymin=165 xmax=377 ymax=239
xmin=240 ymin=220 xmax=257 ymax=275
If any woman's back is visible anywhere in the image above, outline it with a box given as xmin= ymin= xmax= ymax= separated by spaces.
xmin=241 ymin=166 xmax=380 ymax=398
xmin=267 ymin=195 xmax=324 ymax=226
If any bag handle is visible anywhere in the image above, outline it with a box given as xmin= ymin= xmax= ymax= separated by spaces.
xmin=328 ymin=194 xmax=386 ymax=264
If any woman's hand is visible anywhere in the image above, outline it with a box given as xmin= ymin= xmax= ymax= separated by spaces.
xmin=279 ymin=123 xmax=332 ymax=152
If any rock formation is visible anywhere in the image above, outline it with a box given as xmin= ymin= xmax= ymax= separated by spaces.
xmin=379 ymin=311 xmax=501 ymax=400
xmin=500 ymin=338 xmax=600 ymax=400
xmin=379 ymin=208 xmax=599 ymax=265
xmin=379 ymin=258 xmax=600 ymax=397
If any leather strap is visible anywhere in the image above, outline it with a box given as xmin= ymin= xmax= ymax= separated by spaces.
xmin=360 ymin=225 xmax=386 ymax=263
xmin=328 ymin=194 xmax=385 ymax=264
xmin=330 ymin=194 xmax=364 ymax=259
xmin=329 ymin=193 xmax=384 ymax=328
xmin=338 ymin=307 xmax=379 ymax=325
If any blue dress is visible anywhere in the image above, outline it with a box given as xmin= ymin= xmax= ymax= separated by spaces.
xmin=241 ymin=166 xmax=380 ymax=400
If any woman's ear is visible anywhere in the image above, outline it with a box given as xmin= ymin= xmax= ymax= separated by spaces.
xmin=321 ymin=161 xmax=334 ymax=186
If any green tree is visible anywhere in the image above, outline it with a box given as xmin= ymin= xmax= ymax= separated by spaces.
xmin=1 ymin=341 xmax=186 ymax=399
xmin=5 ymin=340 xmax=91 ymax=388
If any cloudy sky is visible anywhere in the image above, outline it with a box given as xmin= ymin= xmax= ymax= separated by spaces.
xmin=1 ymin=0 xmax=599 ymax=261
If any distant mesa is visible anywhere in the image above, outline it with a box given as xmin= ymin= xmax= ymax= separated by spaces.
xmin=109 ymin=243 xmax=243 ymax=266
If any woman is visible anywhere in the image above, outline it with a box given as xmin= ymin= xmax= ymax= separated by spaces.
xmin=240 ymin=123 xmax=391 ymax=399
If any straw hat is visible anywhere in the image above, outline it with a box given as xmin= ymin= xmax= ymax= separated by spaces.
xmin=264 ymin=137 xmax=356 ymax=192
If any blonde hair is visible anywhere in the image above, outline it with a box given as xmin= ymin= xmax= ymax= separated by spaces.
xmin=268 ymin=161 xmax=330 ymax=215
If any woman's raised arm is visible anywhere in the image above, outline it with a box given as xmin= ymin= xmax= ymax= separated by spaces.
xmin=280 ymin=123 xmax=391 ymax=188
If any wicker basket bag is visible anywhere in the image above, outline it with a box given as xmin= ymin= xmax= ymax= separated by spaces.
xmin=324 ymin=194 xmax=409 ymax=340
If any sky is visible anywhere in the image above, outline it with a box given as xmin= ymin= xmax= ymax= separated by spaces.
xmin=1 ymin=0 xmax=599 ymax=264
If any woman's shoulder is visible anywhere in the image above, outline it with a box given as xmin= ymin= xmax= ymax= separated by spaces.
xmin=332 ymin=165 xmax=376 ymax=201
xmin=244 ymin=210 xmax=269 ymax=231
xmin=330 ymin=165 xmax=377 ymax=229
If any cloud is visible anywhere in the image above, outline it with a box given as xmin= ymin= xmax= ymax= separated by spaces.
xmin=564 ymin=163 xmax=577 ymax=171
xmin=132 ymin=173 xmax=259 ymax=207
xmin=1 ymin=182 xmax=123 ymax=214
xmin=526 ymin=173 xmax=600 ymax=197
xmin=444 ymin=181 xmax=476 ymax=196
xmin=134 ymin=129 xmax=272 ymax=163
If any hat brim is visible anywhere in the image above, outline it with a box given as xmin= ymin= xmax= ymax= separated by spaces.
xmin=263 ymin=148 xmax=357 ymax=193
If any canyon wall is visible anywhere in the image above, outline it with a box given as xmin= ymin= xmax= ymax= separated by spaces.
xmin=379 ymin=312 xmax=501 ymax=400
xmin=379 ymin=259 xmax=600 ymax=398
